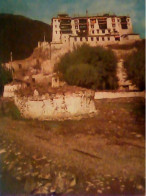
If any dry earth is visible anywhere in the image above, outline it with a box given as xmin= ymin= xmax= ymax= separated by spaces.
xmin=0 ymin=97 xmax=145 ymax=195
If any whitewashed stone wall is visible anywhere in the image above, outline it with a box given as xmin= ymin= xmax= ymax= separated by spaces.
xmin=3 ymin=83 xmax=26 ymax=98
xmin=14 ymin=90 xmax=97 ymax=120
xmin=94 ymin=91 xmax=145 ymax=99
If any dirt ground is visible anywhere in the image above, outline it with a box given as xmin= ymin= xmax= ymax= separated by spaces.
xmin=0 ymin=97 xmax=145 ymax=195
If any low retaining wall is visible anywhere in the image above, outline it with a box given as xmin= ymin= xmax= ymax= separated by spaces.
xmin=14 ymin=90 xmax=97 ymax=120
xmin=94 ymin=91 xmax=145 ymax=99
xmin=3 ymin=84 xmax=26 ymax=98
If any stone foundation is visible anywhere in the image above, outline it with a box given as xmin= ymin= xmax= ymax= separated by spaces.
xmin=14 ymin=89 xmax=97 ymax=120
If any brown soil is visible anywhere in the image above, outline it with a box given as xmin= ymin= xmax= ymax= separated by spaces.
xmin=0 ymin=97 xmax=145 ymax=195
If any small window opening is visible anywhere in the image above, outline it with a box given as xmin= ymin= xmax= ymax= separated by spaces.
xmin=115 ymin=37 xmax=120 ymax=41
xmin=18 ymin=64 xmax=22 ymax=69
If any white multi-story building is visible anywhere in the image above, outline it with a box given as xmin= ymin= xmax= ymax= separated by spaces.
xmin=51 ymin=13 xmax=140 ymax=48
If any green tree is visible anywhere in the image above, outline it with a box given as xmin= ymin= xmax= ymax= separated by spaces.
xmin=124 ymin=48 xmax=145 ymax=91
xmin=0 ymin=63 xmax=12 ymax=95
xmin=56 ymin=44 xmax=118 ymax=90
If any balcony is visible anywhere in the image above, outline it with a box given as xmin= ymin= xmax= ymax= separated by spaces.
xmin=60 ymin=19 xmax=71 ymax=25
xmin=79 ymin=25 xmax=87 ymax=30
xmin=60 ymin=25 xmax=72 ymax=30
xmin=79 ymin=19 xmax=87 ymax=24
xmin=61 ymin=29 xmax=72 ymax=34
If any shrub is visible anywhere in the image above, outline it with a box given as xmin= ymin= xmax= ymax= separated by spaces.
xmin=56 ymin=44 xmax=118 ymax=90
xmin=0 ymin=63 xmax=12 ymax=95
xmin=0 ymin=100 xmax=22 ymax=120
xmin=124 ymin=46 xmax=145 ymax=91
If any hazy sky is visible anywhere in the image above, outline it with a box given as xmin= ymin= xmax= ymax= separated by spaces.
xmin=0 ymin=0 xmax=145 ymax=38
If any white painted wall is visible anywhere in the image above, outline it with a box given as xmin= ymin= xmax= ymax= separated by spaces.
xmin=94 ymin=91 xmax=145 ymax=99
xmin=14 ymin=91 xmax=97 ymax=120
xmin=3 ymin=84 xmax=26 ymax=98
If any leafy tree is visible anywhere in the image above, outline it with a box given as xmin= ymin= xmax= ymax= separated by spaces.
xmin=56 ymin=44 xmax=118 ymax=90
xmin=0 ymin=63 xmax=12 ymax=95
xmin=124 ymin=47 xmax=145 ymax=91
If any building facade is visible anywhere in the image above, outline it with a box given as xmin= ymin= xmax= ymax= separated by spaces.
xmin=51 ymin=13 xmax=140 ymax=47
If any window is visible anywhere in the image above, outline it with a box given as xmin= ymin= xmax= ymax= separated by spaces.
xmin=96 ymin=37 xmax=99 ymax=41
xmin=115 ymin=37 xmax=120 ymax=41
xmin=102 ymin=37 xmax=104 ymax=41
xmin=91 ymin=25 xmax=94 ymax=28
xmin=97 ymin=29 xmax=99 ymax=33
xmin=112 ymin=24 xmax=116 ymax=27
xmin=54 ymin=20 xmax=56 ymax=22
xmin=85 ymin=37 xmax=88 ymax=41
xmin=74 ymin=37 xmax=77 ymax=41
xmin=117 ymin=19 xmax=120 ymax=22
xmin=80 ymin=37 xmax=82 ymax=41
xmin=108 ymin=29 xmax=110 ymax=33
xmin=75 ymin=26 xmax=78 ymax=29
xmin=112 ymin=18 xmax=115 ymax=22
xmin=108 ymin=37 xmax=110 ymax=41
xmin=92 ymin=30 xmax=94 ymax=34
xmin=55 ymin=25 xmax=57 ymax=28
xmin=91 ymin=37 xmax=93 ymax=41
xmin=56 ymin=31 xmax=57 ymax=34
xmin=102 ymin=29 xmax=105 ymax=33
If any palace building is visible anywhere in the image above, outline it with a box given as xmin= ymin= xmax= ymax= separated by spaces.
xmin=51 ymin=13 xmax=140 ymax=48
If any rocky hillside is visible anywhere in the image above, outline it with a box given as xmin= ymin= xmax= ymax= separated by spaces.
xmin=0 ymin=14 xmax=52 ymax=63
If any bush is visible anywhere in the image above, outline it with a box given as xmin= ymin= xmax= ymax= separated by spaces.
xmin=56 ymin=44 xmax=118 ymax=90
xmin=0 ymin=63 xmax=12 ymax=95
xmin=0 ymin=100 xmax=22 ymax=120
xmin=124 ymin=46 xmax=145 ymax=91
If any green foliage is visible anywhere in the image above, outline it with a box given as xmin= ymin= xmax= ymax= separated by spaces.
xmin=124 ymin=44 xmax=145 ymax=91
xmin=0 ymin=63 xmax=12 ymax=94
xmin=56 ymin=44 xmax=118 ymax=90
xmin=0 ymin=14 xmax=52 ymax=63
xmin=108 ymin=39 xmax=145 ymax=50
xmin=0 ymin=100 xmax=22 ymax=120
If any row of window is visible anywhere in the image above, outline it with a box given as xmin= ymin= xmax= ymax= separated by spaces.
xmin=54 ymin=18 xmax=130 ymax=23
xmin=55 ymin=28 xmax=118 ymax=35
xmin=91 ymin=29 xmax=110 ymax=34
xmin=74 ymin=37 xmax=120 ymax=41
xmin=54 ymin=20 xmax=130 ymax=29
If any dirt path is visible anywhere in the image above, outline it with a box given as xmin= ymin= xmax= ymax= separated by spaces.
xmin=0 ymin=97 xmax=145 ymax=195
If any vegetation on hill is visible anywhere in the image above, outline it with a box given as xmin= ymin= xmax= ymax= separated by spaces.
xmin=123 ymin=41 xmax=145 ymax=91
xmin=56 ymin=44 xmax=118 ymax=90
xmin=107 ymin=39 xmax=145 ymax=50
xmin=0 ymin=14 xmax=52 ymax=63
xmin=0 ymin=63 xmax=12 ymax=95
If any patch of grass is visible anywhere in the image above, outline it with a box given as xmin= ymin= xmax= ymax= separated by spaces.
xmin=0 ymin=99 xmax=22 ymax=120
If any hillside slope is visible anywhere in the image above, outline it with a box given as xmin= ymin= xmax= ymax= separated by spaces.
xmin=0 ymin=14 xmax=52 ymax=63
